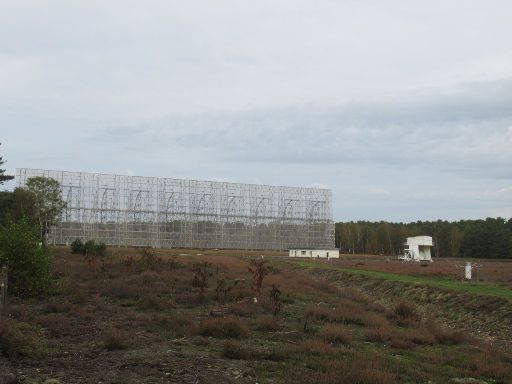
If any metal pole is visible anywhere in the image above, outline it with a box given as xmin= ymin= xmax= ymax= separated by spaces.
xmin=0 ymin=266 xmax=7 ymax=318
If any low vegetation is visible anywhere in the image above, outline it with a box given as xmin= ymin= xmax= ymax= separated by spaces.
xmin=103 ymin=328 xmax=128 ymax=351
xmin=198 ymin=317 xmax=248 ymax=339
xmin=0 ymin=247 xmax=511 ymax=383
xmin=71 ymin=238 xmax=107 ymax=257
xmin=0 ymin=320 xmax=45 ymax=358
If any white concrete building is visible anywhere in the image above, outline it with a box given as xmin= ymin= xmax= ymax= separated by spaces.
xmin=289 ymin=249 xmax=340 ymax=259
xmin=400 ymin=236 xmax=433 ymax=262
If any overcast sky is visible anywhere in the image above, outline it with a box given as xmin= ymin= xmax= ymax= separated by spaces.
xmin=1 ymin=0 xmax=512 ymax=222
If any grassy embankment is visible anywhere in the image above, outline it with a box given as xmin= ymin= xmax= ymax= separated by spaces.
xmin=286 ymin=259 xmax=512 ymax=299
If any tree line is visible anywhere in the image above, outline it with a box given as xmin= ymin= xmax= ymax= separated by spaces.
xmin=335 ymin=218 xmax=512 ymax=259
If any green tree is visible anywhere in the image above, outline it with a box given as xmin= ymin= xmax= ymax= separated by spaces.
xmin=449 ymin=226 xmax=464 ymax=257
xmin=25 ymin=177 xmax=66 ymax=246
xmin=0 ymin=188 xmax=37 ymax=227
xmin=10 ymin=188 xmax=37 ymax=225
xmin=0 ymin=221 xmax=53 ymax=297
xmin=0 ymin=191 xmax=15 ymax=226
xmin=0 ymin=143 xmax=14 ymax=185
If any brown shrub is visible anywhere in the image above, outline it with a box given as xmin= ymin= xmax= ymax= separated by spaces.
xmin=198 ymin=317 xmax=248 ymax=339
xmin=290 ymin=352 xmax=396 ymax=384
xmin=42 ymin=299 xmax=72 ymax=314
xmin=0 ymin=320 xmax=45 ymax=358
xmin=248 ymin=259 xmax=271 ymax=295
xmin=102 ymin=280 xmax=142 ymax=300
xmin=139 ymin=270 xmax=164 ymax=284
xmin=466 ymin=345 xmax=512 ymax=381
xmin=228 ymin=286 xmax=255 ymax=301
xmin=361 ymin=313 xmax=387 ymax=327
xmin=222 ymin=340 xmax=251 ymax=359
xmin=475 ymin=296 xmax=507 ymax=312
xmin=223 ymin=340 xmax=288 ymax=361
xmin=335 ymin=353 xmax=397 ymax=383
xmin=136 ymin=295 xmax=168 ymax=311
xmin=228 ymin=301 xmax=257 ymax=317
xmin=295 ymin=340 xmax=333 ymax=355
xmin=364 ymin=325 xmax=394 ymax=343
xmin=405 ymin=326 xmax=436 ymax=345
xmin=268 ymin=272 xmax=338 ymax=299
xmin=389 ymin=338 xmax=416 ymax=349
xmin=365 ymin=324 xmax=435 ymax=348
xmin=318 ymin=323 xmax=352 ymax=345
xmin=174 ymin=292 xmax=203 ymax=305
xmin=0 ymin=320 xmax=24 ymax=357
xmin=427 ymin=324 xmax=469 ymax=345
xmin=305 ymin=305 xmax=333 ymax=321
xmin=152 ymin=313 xmax=194 ymax=336
xmin=305 ymin=302 xmax=381 ymax=328
xmin=69 ymin=305 xmax=94 ymax=321
xmin=69 ymin=291 xmax=88 ymax=305
xmin=254 ymin=315 xmax=281 ymax=332
xmin=103 ymin=328 xmax=128 ymax=350
xmin=305 ymin=278 xmax=340 ymax=295
xmin=119 ymin=255 xmax=136 ymax=269
xmin=339 ymin=287 xmax=369 ymax=305
xmin=153 ymin=312 xmax=192 ymax=327
xmin=35 ymin=314 xmax=74 ymax=338
xmin=136 ymin=247 xmax=163 ymax=271
xmin=193 ymin=336 xmax=210 ymax=346
xmin=331 ymin=301 xmax=370 ymax=326
xmin=389 ymin=302 xmax=419 ymax=326
xmin=366 ymin=302 xmax=387 ymax=313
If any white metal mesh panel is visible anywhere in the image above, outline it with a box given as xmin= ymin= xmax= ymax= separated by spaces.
xmin=16 ymin=168 xmax=335 ymax=250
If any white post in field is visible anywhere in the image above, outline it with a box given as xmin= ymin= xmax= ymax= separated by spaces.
xmin=465 ymin=262 xmax=472 ymax=280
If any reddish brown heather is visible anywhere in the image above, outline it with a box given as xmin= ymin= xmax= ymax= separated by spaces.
xmin=198 ymin=317 xmax=249 ymax=339
xmin=318 ymin=323 xmax=353 ymax=345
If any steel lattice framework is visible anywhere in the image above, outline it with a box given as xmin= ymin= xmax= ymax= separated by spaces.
xmin=16 ymin=168 xmax=334 ymax=250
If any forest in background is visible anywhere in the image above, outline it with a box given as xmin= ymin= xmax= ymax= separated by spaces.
xmin=335 ymin=218 xmax=512 ymax=259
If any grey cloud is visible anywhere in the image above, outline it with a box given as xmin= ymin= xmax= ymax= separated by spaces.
xmin=87 ymin=78 xmax=512 ymax=180
xmin=2 ymin=1 xmax=512 ymax=221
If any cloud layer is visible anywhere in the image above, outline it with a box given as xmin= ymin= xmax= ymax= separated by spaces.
xmin=1 ymin=1 xmax=512 ymax=221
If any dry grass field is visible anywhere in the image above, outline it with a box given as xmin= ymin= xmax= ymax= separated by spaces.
xmin=1 ymin=247 xmax=511 ymax=383
xmin=333 ymin=253 xmax=512 ymax=283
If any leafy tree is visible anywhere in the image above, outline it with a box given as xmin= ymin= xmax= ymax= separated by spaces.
xmin=10 ymin=188 xmax=37 ymax=225
xmin=25 ymin=177 xmax=66 ymax=246
xmin=0 ymin=188 xmax=38 ymax=230
xmin=450 ymin=226 xmax=464 ymax=258
xmin=0 ymin=143 xmax=14 ymax=185
xmin=460 ymin=223 xmax=487 ymax=259
xmin=0 ymin=191 xmax=15 ymax=226
xmin=490 ymin=229 xmax=511 ymax=259
xmin=0 ymin=221 xmax=53 ymax=297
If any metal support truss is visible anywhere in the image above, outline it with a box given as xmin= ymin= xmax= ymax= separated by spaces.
xmin=16 ymin=168 xmax=335 ymax=250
